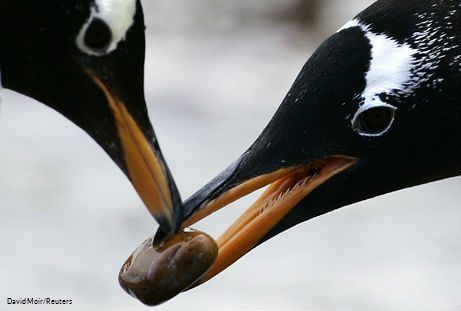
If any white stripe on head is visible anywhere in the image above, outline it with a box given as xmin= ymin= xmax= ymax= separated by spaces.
xmin=337 ymin=19 xmax=361 ymax=32
xmin=77 ymin=0 xmax=137 ymax=56
xmin=363 ymin=30 xmax=416 ymax=100
xmin=339 ymin=19 xmax=417 ymax=103
xmin=339 ymin=19 xmax=418 ymax=137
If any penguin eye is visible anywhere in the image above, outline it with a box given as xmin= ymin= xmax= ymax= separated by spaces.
xmin=352 ymin=104 xmax=396 ymax=136
xmin=76 ymin=17 xmax=113 ymax=56
xmin=76 ymin=1 xmax=137 ymax=56
xmin=83 ymin=18 xmax=112 ymax=52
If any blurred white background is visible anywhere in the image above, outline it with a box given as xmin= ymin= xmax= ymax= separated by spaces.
xmin=1 ymin=0 xmax=460 ymax=310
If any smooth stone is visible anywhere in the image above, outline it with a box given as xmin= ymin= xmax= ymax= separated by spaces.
xmin=119 ymin=228 xmax=218 ymax=306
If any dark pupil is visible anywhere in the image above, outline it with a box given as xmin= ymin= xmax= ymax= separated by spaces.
xmin=362 ymin=107 xmax=393 ymax=132
xmin=84 ymin=18 xmax=112 ymax=51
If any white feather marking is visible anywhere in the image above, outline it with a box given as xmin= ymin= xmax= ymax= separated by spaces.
xmin=76 ymin=0 xmax=137 ymax=56
xmin=363 ymin=31 xmax=417 ymax=100
xmin=339 ymin=19 xmax=417 ymax=101
xmin=337 ymin=19 xmax=361 ymax=32
xmin=339 ymin=19 xmax=417 ymax=137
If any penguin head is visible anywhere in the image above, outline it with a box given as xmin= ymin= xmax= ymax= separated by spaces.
xmin=177 ymin=0 xmax=461 ymax=284
xmin=0 ymin=0 xmax=182 ymax=233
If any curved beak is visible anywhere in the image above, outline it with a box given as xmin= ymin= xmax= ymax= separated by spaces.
xmin=179 ymin=154 xmax=357 ymax=285
xmin=87 ymin=70 xmax=182 ymax=234
xmin=0 ymin=0 xmax=181 ymax=232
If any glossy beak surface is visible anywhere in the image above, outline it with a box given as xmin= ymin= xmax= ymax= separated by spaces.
xmin=88 ymin=71 xmax=182 ymax=233
xmin=181 ymin=155 xmax=357 ymax=285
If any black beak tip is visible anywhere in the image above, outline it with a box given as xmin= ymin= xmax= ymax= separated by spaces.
xmin=152 ymin=181 xmax=183 ymax=235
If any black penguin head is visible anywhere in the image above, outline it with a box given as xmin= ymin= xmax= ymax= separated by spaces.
xmin=0 ymin=0 xmax=181 ymax=233
xmin=174 ymin=0 xmax=461 ymax=284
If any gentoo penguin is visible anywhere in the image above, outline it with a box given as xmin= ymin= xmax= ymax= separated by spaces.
xmin=0 ymin=0 xmax=182 ymax=233
xmin=177 ymin=0 xmax=461 ymax=283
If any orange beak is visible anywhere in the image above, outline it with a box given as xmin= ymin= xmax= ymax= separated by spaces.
xmin=87 ymin=70 xmax=181 ymax=233
xmin=183 ymin=156 xmax=357 ymax=285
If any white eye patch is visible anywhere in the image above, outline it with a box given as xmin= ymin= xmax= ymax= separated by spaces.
xmin=76 ymin=0 xmax=137 ymax=56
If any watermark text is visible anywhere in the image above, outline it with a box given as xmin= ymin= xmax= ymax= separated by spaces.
xmin=6 ymin=297 xmax=72 ymax=305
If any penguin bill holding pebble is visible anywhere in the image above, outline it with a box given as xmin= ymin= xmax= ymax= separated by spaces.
xmin=183 ymin=0 xmax=461 ymax=285
xmin=134 ymin=0 xmax=460 ymax=302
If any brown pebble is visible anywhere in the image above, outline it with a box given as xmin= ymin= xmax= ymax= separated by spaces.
xmin=119 ymin=228 xmax=218 ymax=306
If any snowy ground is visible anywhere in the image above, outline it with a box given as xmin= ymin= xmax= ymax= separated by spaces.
xmin=1 ymin=1 xmax=460 ymax=310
